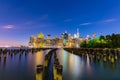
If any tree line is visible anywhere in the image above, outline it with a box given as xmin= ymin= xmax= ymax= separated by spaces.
xmin=80 ymin=34 xmax=120 ymax=48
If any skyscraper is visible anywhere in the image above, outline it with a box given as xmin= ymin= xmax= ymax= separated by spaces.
xmin=77 ymin=28 xmax=80 ymax=38
xmin=73 ymin=28 xmax=80 ymax=39
xmin=29 ymin=35 xmax=36 ymax=48
xmin=93 ymin=33 xmax=96 ymax=39
xmin=47 ymin=34 xmax=51 ymax=40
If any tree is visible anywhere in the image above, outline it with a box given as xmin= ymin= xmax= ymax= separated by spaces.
xmin=80 ymin=41 xmax=87 ymax=48
xmin=100 ymin=35 xmax=105 ymax=40
xmin=80 ymin=34 xmax=120 ymax=48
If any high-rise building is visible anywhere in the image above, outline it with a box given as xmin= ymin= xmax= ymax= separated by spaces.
xmin=63 ymin=32 xmax=69 ymax=46
xmin=61 ymin=33 xmax=64 ymax=39
xmin=86 ymin=35 xmax=91 ymax=43
xmin=37 ymin=33 xmax=44 ymax=42
xmin=74 ymin=34 xmax=77 ymax=39
xmin=47 ymin=34 xmax=51 ymax=39
xmin=29 ymin=35 xmax=36 ymax=48
xmin=93 ymin=33 xmax=96 ymax=39
xmin=36 ymin=33 xmax=45 ymax=47
xmin=30 ymin=36 xmax=36 ymax=43
xmin=77 ymin=28 xmax=80 ymax=38
xmin=28 ymin=29 xmax=86 ymax=48
xmin=46 ymin=34 xmax=51 ymax=47
xmin=73 ymin=28 xmax=80 ymax=39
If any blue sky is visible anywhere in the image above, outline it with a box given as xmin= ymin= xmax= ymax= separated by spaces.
xmin=0 ymin=0 xmax=120 ymax=46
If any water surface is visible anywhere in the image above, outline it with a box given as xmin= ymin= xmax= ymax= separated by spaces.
xmin=0 ymin=48 xmax=120 ymax=80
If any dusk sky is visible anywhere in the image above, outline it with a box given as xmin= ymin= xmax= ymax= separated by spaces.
xmin=0 ymin=0 xmax=120 ymax=46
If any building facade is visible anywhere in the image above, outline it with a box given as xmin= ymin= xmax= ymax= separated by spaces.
xmin=28 ymin=30 xmax=85 ymax=48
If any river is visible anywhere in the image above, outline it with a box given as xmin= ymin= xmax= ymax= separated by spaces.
xmin=0 ymin=48 xmax=120 ymax=80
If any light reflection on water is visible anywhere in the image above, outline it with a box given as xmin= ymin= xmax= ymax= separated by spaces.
xmin=0 ymin=49 xmax=50 ymax=80
xmin=57 ymin=49 xmax=86 ymax=80
xmin=86 ymin=54 xmax=93 ymax=77
xmin=0 ymin=49 xmax=120 ymax=80
xmin=57 ymin=49 xmax=120 ymax=80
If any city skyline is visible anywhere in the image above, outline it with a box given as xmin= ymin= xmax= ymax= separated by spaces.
xmin=28 ymin=30 xmax=84 ymax=48
xmin=0 ymin=0 xmax=120 ymax=46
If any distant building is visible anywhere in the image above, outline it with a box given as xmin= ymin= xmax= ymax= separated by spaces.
xmin=28 ymin=29 xmax=87 ymax=48
xmin=73 ymin=28 xmax=80 ymax=39
xmin=93 ymin=33 xmax=96 ymax=39
xmin=86 ymin=35 xmax=91 ymax=43
xmin=29 ymin=36 xmax=36 ymax=48
xmin=28 ymin=33 xmax=45 ymax=48
xmin=77 ymin=28 xmax=80 ymax=38
xmin=46 ymin=34 xmax=52 ymax=47
xmin=36 ymin=33 xmax=45 ymax=47
xmin=62 ymin=32 xmax=69 ymax=46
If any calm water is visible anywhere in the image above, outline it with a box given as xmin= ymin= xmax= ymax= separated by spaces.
xmin=0 ymin=48 xmax=120 ymax=80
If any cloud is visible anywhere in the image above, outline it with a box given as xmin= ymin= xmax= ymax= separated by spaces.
xmin=103 ymin=18 xmax=116 ymax=23
xmin=39 ymin=14 xmax=48 ymax=21
xmin=79 ymin=22 xmax=92 ymax=26
xmin=2 ymin=25 xmax=14 ymax=29
xmin=78 ymin=18 xmax=116 ymax=26
xmin=24 ymin=14 xmax=48 ymax=25
xmin=64 ymin=19 xmax=72 ymax=22
xmin=38 ymin=24 xmax=52 ymax=27
xmin=25 ymin=21 xmax=34 ymax=25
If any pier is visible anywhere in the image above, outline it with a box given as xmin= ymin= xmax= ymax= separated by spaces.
xmin=64 ymin=48 xmax=120 ymax=64
xmin=0 ymin=47 xmax=120 ymax=80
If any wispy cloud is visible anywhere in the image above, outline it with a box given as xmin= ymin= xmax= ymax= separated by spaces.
xmin=25 ymin=21 xmax=34 ymax=25
xmin=78 ymin=18 xmax=116 ymax=26
xmin=79 ymin=22 xmax=92 ymax=26
xmin=39 ymin=14 xmax=48 ymax=21
xmin=103 ymin=18 xmax=116 ymax=23
xmin=64 ymin=19 xmax=72 ymax=22
xmin=38 ymin=24 xmax=53 ymax=28
xmin=2 ymin=25 xmax=14 ymax=29
xmin=24 ymin=14 xmax=48 ymax=25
